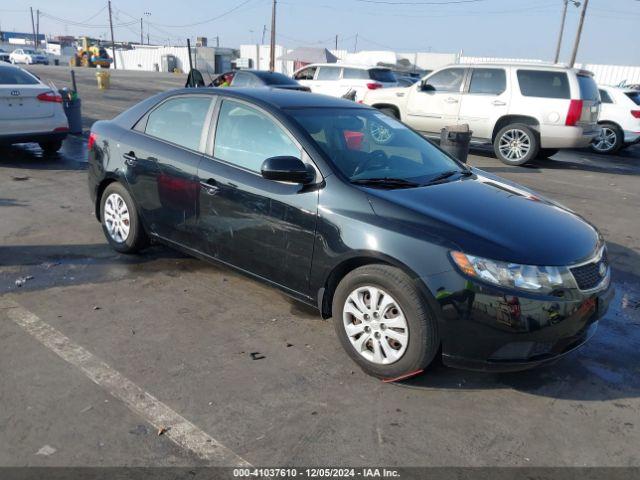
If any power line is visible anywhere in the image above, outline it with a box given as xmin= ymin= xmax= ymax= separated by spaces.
xmin=149 ymin=0 xmax=257 ymax=28
xmin=353 ymin=0 xmax=486 ymax=4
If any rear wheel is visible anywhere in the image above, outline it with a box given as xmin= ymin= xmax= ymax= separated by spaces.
xmin=378 ymin=107 xmax=400 ymax=119
xmin=493 ymin=124 xmax=539 ymax=166
xmin=332 ymin=264 xmax=438 ymax=379
xmin=591 ymin=123 xmax=623 ymax=154
xmin=39 ymin=140 xmax=62 ymax=154
xmin=100 ymin=182 xmax=148 ymax=254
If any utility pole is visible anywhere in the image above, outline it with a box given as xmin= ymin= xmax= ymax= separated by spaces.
xmin=215 ymin=36 xmax=220 ymax=47
xmin=269 ymin=0 xmax=277 ymax=71
xmin=36 ymin=9 xmax=40 ymax=47
xmin=335 ymin=34 xmax=338 ymax=50
xmin=261 ymin=24 xmax=266 ymax=44
xmin=29 ymin=7 xmax=37 ymax=48
xmin=354 ymin=33 xmax=358 ymax=53
xmin=108 ymin=0 xmax=117 ymax=69
xmin=554 ymin=1 xmax=569 ymax=63
xmin=569 ymin=0 xmax=589 ymax=67
xmin=140 ymin=18 xmax=143 ymax=45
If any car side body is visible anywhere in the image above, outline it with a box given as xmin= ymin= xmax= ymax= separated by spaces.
xmin=88 ymin=88 xmax=612 ymax=374
xmin=364 ymin=63 xmax=601 ymax=165
xmin=591 ymin=86 xmax=640 ymax=154
xmin=9 ymin=48 xmax=49 ymax=65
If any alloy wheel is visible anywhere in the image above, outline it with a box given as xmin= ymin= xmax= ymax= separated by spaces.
xmin=498 ymin=128 xmax=531 ymax=161
xmin=342 ymin=286 xmax=409 ymax=365
xmin=592 ymin=127 xmax=617 ymax=153
xmin=103 ymin=193 xmax=131 ymax=243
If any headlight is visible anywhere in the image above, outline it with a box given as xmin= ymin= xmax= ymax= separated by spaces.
xmin=451 ymin=251 xmax=576 ymax=294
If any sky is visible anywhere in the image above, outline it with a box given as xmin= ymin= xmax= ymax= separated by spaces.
xmin=1 ymin=0 xmax=639 ymax=65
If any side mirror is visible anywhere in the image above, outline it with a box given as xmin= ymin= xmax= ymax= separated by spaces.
xmin=261 ymin=156 xmax=314 ymax=184
xmin=420 ymin=81 xmax=435 ymax=92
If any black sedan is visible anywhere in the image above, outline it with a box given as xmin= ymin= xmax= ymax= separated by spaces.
xmin=88 ymin=88 xmax=613 ymax=378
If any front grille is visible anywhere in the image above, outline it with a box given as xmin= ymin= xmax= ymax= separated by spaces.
xmin=570 ymin=250 xmax=608 ymax=290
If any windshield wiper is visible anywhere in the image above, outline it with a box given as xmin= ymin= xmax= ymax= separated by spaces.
xmin=425 ymin=169 xmax=471 ymax=185
xmin=350 ymin=177 xmax=421 ymax=189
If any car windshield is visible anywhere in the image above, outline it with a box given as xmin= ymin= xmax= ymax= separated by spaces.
xmin=0 ymin=65 xmax=39 ymax=85
xmin=577 ymin=74 xmax=599 ymax=101
xmin=288 ymin=108 xmax=463 ymax=185
xmin=23 ymin=49 xmax=36 ymax=54
xmin=369 ymin=69 xmax=396 ymax=83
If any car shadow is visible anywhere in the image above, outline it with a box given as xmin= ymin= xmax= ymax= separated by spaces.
xmin=0 ymin=135 xmax=88 ymax=171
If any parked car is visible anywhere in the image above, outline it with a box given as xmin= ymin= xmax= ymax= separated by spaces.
xmin=591 ymin=86 xmax=640 ymax=154
xmin=0 ymin=63 xmax=68 ymax=153
xmin=9 ymin=48 xmax=49 ymax=65
xmin=293 ymin=63 xmax=397 ymax=102
xmin=88 ymin=88 xmax=612 ymax=378
xmin=395 ymin=76 xmax=419 ymax=87
xmin=212 ymin=69 xmax=310 ymax=91
xmin=0 ymin=48 xmax=10 ymax=63
xmin=364 ymin=63 xmax=601 ymax=166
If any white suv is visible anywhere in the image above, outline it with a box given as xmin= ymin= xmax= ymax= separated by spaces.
xmin=293 ymin=63 xmax=397 ymax=102
xmin=364 ymin=63 xmax=601 ymax=165
xmin=591 ymin=86 xmax=640 ymax=154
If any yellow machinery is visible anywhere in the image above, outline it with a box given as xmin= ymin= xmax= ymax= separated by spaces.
xmin=70 ymin=37 xmax=112 ymax=68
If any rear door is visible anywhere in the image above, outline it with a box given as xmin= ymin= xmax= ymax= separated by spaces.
xmin=458 ymin=67 xmax=509 ymax=140
xmin=0 ymin=66 xmax=55 ymax=134
xmin=196 ymin=98 xmax=319 ymax=292
xmin=121 ymin=94 xmax=215 ymax=247
xmin=405 ymin=67 xmax=467 ymax=134
xmin=576 ymin=72 xmax=600 ymax=128
xmin=314 ymin=66 xmax=342 ymax=97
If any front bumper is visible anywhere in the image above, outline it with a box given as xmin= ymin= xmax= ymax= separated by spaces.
xmin=426 ymin=270 xmax=614 ymax=372
xmin=0 ymin=130 xmax=67 ymax=145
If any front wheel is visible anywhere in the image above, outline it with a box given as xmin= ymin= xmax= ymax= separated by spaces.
xmin=100 ymin=182 xmax=148 ymax=254
xmin=493 ymin=124 xmax=539 ymax=166
xmin=332 ymin=264 xmax=439 ymax=379
xmin=590 ymin=123 xmax=623 ymax=154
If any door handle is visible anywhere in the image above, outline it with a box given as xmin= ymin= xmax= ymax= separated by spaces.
xmin=491 ymin=100 xmax=507 ymax=106
xmin=444 ymin=97 xmax=459 ymax=104
xmin=123 ymin=152 xmax=137 ymax=166
xmin=200 ymin=179 xmax=220 ymax=196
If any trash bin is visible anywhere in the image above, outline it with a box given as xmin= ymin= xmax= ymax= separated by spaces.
xmin=59 ymin=88 xmax=82 ymax=134
xmin=440 ymin=124 xmax=472 ymax=163
xmin=95 ymin=71 xmax=110 ymax=90
xmin=63 ymin=98 xmax=82 ymax=134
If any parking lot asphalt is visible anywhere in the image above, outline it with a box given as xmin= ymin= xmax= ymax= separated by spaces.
xmin=1 ymin=66 xmax=640 ymax=467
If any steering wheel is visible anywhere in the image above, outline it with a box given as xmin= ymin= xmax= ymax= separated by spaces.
xmin=352 ymin=150 xmax=389 ymax=177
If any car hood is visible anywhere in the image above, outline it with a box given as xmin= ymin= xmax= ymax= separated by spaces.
xmin=366 ymin=170 xmax=600 ymax=266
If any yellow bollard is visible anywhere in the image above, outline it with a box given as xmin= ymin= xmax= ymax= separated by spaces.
xmin=95 ymin=71 xmax=111 ymax=90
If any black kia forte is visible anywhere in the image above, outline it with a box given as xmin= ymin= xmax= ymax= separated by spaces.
xmin=88 ymin=88 xmax=613 ymax=379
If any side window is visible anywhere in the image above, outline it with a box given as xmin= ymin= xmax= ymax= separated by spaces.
xmin=214 ymin=100 xmax=301 ymax=173
xmin=294 ymin=66 xmax=317 ymax=80
xmin=517 ymin=70 xmax=570 ymax=99
xmin=343 ymin=68 xmax=369 ymax=80
xmin=316 ymin=66 xmax=341 ymax=81
xmin=232 ymin=72 xmax=257 ymax=87
xmin=145 ymin=96 xmax=212 ymax=151
xmin=599 ymin=89 xmax=613 ymax=104
xmin=425 ymin=68 xmax=465 ymax=93
xmin=468 ymin=68 xmax=506 ymax=95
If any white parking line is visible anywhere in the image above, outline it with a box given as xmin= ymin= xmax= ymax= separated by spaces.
xmin=0 ymin=297 xmax=251 ymax=467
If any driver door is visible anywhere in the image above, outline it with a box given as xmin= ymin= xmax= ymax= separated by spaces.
xmin=196 ymin=98 xmax=319 ymax=293
xmin=405 ymin=67 xmax=467 ymax=135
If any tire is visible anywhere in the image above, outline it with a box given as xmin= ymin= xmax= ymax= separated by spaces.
xmin=538 ymin=148 xmax=559 ymax=158
xmin=332 ymin=264 xmax=439 ymax=379
xmin=378 ymin=107 xmax=400 ymax=119
xmin=493 ymin=123 xmax=539 ymax=166
xmin=39 ymin=140 xmax=62 ymax=154
xmin=590 ymin=122 xmax=623 ymax=154
xmin=99 ymin=182 xmax=149 ymax=254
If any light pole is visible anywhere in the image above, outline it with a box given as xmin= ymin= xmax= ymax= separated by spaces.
xmin=569 ymin=0 xmax=589 ymax=67
xmin=554 ymin=0 xmax=580 ymax=64
xmin=144 ymin=11 xmax=151 ymax=45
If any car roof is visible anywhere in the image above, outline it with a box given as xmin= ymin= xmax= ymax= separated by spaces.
xmin=599 ymin=85 xmax=638 ymax=93
xmin=299 ymin=63 xmax=389 ymax=70
xmin=455 ymin=62 xmax=592 ymax=73
xmin=172 ymin=87 xmax=367 ymax=109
